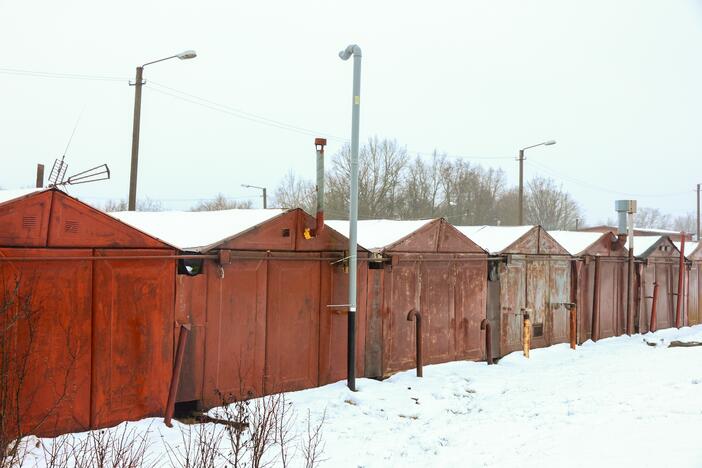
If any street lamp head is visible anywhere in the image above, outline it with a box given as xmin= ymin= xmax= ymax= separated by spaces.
xmin=339 ymin=44 xmax=361 ymax=60
xmin=543 ymin=140 xmax=556 ymax=146
xmin=176 ymin=50 xmax=197 ymax=60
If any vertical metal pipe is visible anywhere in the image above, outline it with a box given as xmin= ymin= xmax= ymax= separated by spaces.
xmin=676 ymin=233 xmax=685 ymax=328
xmin=523 ymin=312 xmax=531 ymax=358
xmin=480 ymin=319 xmax=492 ymax=364
xmin=164 ymin=323 xmax=191 ymax=427
xmin=35 ymin=164 xmax=45 ymax=188
xmin=592 ymin=256 xmax=601 ymax=341
xmin=626 ymin=213 xmax=635 ymax=335
xmin=650 ymin=282 xmax=659 ymax=333
xmin=128 ymin=66 xmax=144 ymax=211
xmin=315 ymin=138 xmax=327 ymax=234
xmin=570 ymin=259 xmax=579 ymax=348
xmin=339 ymin=44 xmax=362 ymax=391
xmin=518 ymin=149 xmax=525 ymax=225
xmin=407 ymin=309 xmax=423 ymax=377
xmin=262 ymin=188 xmax=267 ymax=209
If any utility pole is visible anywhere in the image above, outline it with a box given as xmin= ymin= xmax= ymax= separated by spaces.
xmin=339 ymin=43 xmax=362 ymax=392
xmin=241 ymin=184 xmax=267 ymax=208
xmin=128 ymin=65 xmax=144 ymax=211
xmin=35 ymin=164 xmax=45 ymax=188
xmin=128 ymin=50 xmax=197 ymax=211
xmin=517 ymin=140 xmax=556 ymax=225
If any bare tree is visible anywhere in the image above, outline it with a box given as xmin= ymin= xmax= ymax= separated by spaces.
xmin=397 ymin=152 xmax=446 ymax=220
xmin=326 ymin=137 xmax=408 ymax=219
xmin=300 ymin=409 xmax=326 ymax=468
xmin=524 ymin=176 xmax=582 ymax=230
xmin=634 ymin=207 xmax=673 ymax=229
xmin=273 ymin=170 xmax=316 ymax=213
xmin=671 ymin=213 xmax=695 ymax=234
xmin=190 ymin=194 xmax=253 ymax=212
xmin=103 ymin=198 xmax=164 ymax=212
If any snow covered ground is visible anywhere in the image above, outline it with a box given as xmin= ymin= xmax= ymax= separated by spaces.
xmin=23 ymin=325 xmax=702 ymax=467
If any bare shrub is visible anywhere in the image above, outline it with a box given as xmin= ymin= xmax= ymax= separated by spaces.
xmin=163 ymin=422 xmax=223 ymax=468
xmin=300 ymin=409 xmax=327 ymax=468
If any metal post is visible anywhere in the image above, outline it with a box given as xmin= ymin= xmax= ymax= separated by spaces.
xmin=164 ymin=323 xmax=191 ymax=427
xmin=676 ymin=233 xmax=685 ymax=328
xmin=649 ymin=282 xmax=659 ymax=333
xmin=626 ymin=212 xmax=635 ymax=335
xmin=315 ymin=138 xmax=327 ymax=234
xmin=518 ymin=149 xmax=525 ymax=225
xmin=128 ymin=66 xmax=144 ymax=211
xmin=340 ymin=44 xmax=362 ymax=392
xmin=262 ymin=187 xmax=267 ymax=209
xmin=480 ymin=319 xmax=493 ymax=364
xmin=523 ymin=311 xmax=531 ymax=358
xmin=35 ymin=164 xmax=45 ymax=188
xmin=592 ymin=256 xmax=601 ymax=341
xmin=407 ymin=309 xmax=423 ymax=377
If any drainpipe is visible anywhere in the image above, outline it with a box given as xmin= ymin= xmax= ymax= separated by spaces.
xmin=480 ymin=319 xmax=493 ymax=364
xmin=315 ymin=138 xmax=327 ymax=235
xmin=339 ymin=44 xmax=362 ymax=392
xmin=649 ymin=282 xmax=659 ymax=333
xmin=592 ymin=255 xmax=601 ymax=342
xmin=676 ymin=233 xmax=685 ymax=328
xmin=615 ymin=200 xmax=637 ymax=335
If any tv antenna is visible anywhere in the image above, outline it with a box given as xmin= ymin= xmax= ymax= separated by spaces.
xmin=48 ymin=109 xmax=111 ymax=187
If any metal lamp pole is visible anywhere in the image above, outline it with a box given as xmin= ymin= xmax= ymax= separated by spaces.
xmin=517 ymin=140 xmax=556 ymax=225
xmin=339 ymin=43 xmax=362 ymax=392
xmin=241 ymin=184 xmax=267 ymax=208
xmin=128 ymin=50 xmax=197 ymax=211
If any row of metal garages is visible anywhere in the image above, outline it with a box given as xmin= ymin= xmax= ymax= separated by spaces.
xmin=1 ymin=187 xmax=700 ymax=438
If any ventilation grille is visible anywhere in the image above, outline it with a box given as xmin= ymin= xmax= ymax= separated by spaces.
xmin=64 ymin=220 xmax=79 ymax=234
xmin=281 ymin=228 xmax=290 ymax=238
xmin=22 ymin=216 xmax=37 ymax=229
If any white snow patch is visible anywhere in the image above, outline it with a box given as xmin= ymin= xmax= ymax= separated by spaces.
xmin=0 ymin=187 xmax=47 ymax=205
xmin=326 ymin=219 xmax=434 ymax=251
xmin=111 ymin=209 xmax=286 ymax=252
xmin=548 ymin=230 xmax=611 ymax=255
xmin=23 ymin=325 xmax=702 ymax=467
xmin=455 ymin=225 xmax=533 ymax=254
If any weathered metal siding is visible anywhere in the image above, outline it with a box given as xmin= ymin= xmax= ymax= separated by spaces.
xmin=265 ymin=254 xmax=321 ymax=394
xmin=318 ymin=259 xmax=367 ymax=385
xmin=201 ymin=256 xmax=267 ymax=406
xmin=382 ymin=258 xmax=419 ymax=374
xmin=0 ymin=191 xmax=52 ymax=247
xmin=689 ymin=263 xmax=700 ymax=325
xmin=498 ymin=260 xmax=526 ymax=356
xmin=0 ymin=248 xmax=92 ymax=437
xmin=548 ymin=260 xmax=571 ymax=345
xmin=48 ymin=192 xmax=166 ymax=249
xmin=454 ymin=259 xmax=487 ymax=361
xmin=175 ymin=273 xmax=208 ymax=403
xmin=90 ymin=249 xmax=175 ymax=429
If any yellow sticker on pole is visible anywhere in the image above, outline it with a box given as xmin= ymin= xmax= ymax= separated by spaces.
xmin=354 ymin=95 xmax=360 ymax=105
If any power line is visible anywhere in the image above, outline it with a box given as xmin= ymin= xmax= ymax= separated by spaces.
xmin=0 ymin=66 xmax=126 ymax=82
xmin=147 ymin=81 xmax=348 ymax=142
xmin=525 ymin=160 xmax=691 ymax=198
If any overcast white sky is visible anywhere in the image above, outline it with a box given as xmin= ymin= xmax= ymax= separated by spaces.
xmin=1 ymin=0 xmax=701 ymax=224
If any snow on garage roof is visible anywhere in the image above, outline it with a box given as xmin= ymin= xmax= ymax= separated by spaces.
xmin=548 ymin=230 xmax=610 ymax=256
xmin=454 ymin=225 xmax=533 ymax=254
xmin=0 ymin=187 xmax=49 ymax=205
xmin=626 ymin=235 xmax=671 ymax=257
xmin=111 ymin=208 xmax=286 ymax=252
xmin=326 ymin=219 xmax=434 ymax=251
xmin=674 ymin=241 xmax=699 ymax=259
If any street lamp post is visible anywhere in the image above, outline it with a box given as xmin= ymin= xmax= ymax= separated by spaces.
xmin=241 ymin=184 xmax=267 ymax=208
xmin=128 ymin=50 xmax=197 ymax=211
xmin=339 ymin=43 xmax=362 ymax=392
xmin=517 ymin=140 xmax=556 ymax=225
